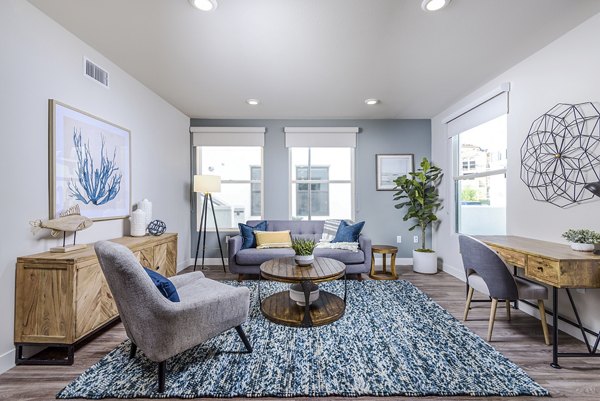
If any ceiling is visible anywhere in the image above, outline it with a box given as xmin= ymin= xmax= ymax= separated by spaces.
xmin=29 ymin=0 xmax=600 ymax=119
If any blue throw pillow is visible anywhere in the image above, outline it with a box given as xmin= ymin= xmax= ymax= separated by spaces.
xmin=143 ymin=267 xmax=180 ymax=302
xmin=332 ymin=220 xmax=365 ymax=243
xmin=239 ymin=221 xmax=268 ymax=249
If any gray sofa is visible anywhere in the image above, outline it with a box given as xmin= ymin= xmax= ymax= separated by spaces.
xmin=228 ymin=220 xmax=371 ymax=275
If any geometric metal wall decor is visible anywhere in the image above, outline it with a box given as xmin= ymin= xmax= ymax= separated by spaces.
xmin=520 ymin=102 xmax=600 ymax=208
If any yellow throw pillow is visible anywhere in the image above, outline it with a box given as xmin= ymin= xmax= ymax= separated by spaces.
xmin=255 ymin=230 xmax=292 ymax=249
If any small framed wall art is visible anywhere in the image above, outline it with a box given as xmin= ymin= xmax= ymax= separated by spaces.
xmin=49 ymin=100 xmax=131 ymax=220
xmin=376 ymin=154 xmax=414 ymax=191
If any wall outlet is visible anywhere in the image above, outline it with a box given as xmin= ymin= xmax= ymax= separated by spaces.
xmin=396 ymin=236 xmax=402 ymax=243
xmin=413 ymin=235 xmax=419 ymax=243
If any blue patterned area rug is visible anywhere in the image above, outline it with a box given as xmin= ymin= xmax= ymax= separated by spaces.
xmin=57 ymin=280 xmax=548 ymax=398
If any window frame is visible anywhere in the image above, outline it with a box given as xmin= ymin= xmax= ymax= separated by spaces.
xmin=288 ymin=147 xmax=355 ymax=221
xmin=452 ymin=116 xmax=507 ymax=235
xmin=194 ymin=146 xmax=264 ymax=230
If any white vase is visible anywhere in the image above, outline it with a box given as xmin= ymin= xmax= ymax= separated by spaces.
xmin=130 ymin=209 xmax=146 ymax=237
xmin=412 ymin=250 xmax=438 ymax=274
xmin=139 ymin=198 xmax=152 ymax=227
xmin=294 ymin=254 xmax=314 ymax=266
xmin=570 ymin=243 xmax=595 ymax=252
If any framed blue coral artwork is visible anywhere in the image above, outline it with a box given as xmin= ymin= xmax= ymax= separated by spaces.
xmin=49 ymin=100 xmax=131 ymax=220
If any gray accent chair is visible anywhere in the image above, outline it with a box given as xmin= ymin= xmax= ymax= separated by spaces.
xmin=458 ymin=235 xmax=550 ymax=345
xmin=228 ymin=220 xmax=372 ymax=277
xmin=94 ymin=241 xmax=252 ymax=393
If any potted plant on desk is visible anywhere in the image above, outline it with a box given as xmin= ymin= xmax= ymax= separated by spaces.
xmin=292 ymin=238 xmax=317 ymax=266
xmin=393 ymin=157 xmax=443 ymax=274
xmin=562 ymin=229 xmax=600 ymax=252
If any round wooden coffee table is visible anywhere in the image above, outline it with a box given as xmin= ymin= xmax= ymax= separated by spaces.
xmin=259 ymin=257 xmax=346 ymax=327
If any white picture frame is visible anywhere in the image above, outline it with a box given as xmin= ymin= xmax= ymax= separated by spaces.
xmin=376 ymin=154 xmax=414 ymax=191
xmin=49 ymin=100 xmax=131 ymax=220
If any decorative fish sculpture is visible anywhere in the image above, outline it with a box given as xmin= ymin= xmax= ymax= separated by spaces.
xmin=30 ymin=205 xmax=93 ymax=237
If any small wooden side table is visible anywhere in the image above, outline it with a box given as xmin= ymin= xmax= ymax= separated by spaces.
xmin=370 ymin=245 xmax=398 ymax=280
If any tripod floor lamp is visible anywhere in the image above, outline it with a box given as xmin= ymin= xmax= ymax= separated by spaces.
xmin=193 ymin=175 xmax=226 ymax=272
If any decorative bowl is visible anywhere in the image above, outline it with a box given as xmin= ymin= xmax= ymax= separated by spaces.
xmin=289 ymin=283 xmax=320 ymax=306
xmin=570 ymin=243 xmax=595 ymax=252
xmin=294 ymin=254 xmax=314 ymax=266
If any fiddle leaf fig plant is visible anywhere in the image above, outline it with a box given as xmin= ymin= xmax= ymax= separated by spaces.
xmin=393 ymin=157 xmax=443 ymax=252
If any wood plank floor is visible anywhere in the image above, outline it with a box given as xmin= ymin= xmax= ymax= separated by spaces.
xmin=1 ymin=266 xmax=599 ymax=400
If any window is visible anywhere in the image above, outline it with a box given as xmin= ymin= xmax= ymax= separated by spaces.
xmin=195 ymin=146 xmax=263 ymax=229
xmin=454 ymin=114 xmax=507 ymax=234
xmin=290 ymin=147 xmax=353 ymax=220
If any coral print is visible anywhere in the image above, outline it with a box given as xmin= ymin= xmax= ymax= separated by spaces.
xmin=50 ymin=100 xmax=130 ymax=220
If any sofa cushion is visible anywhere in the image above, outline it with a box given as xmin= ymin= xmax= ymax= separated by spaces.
xmin=332 ymin=220 xmax=365 ymax=243
xmin=239 ymin=220 xmax=267 ymax=249
xmin=143 ymin=267 xmax=180 ymax=302
xmin=313 ymin=248 xmax=365 ymax=264
xmin=255 ymin=230 xmax=292 ymax=249
xmin=246 ymin=220 xmax=324 ymax=236
xmin=236 ymin=248 xmax=295 ymax=265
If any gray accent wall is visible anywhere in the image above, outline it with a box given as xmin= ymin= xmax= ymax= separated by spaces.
xmin=190 ymin=119 xmax=431 ymax=260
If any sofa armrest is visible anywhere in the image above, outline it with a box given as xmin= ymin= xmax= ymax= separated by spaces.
xmin=359 ymin=234 xmax=372 ymax=264
xmin=228 ymin=235 xmax=243 ymax=262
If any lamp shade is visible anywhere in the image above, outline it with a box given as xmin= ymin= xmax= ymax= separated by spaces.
xmin=194 ymin=175 xmax=221 ymax=193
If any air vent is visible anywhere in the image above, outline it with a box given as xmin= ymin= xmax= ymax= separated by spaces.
xmin=83 ymin=57 xmax=109 ymax=88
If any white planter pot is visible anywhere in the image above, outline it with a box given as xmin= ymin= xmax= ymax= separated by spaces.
xmin=289 ymin=283 xmax=320 ymax=306
xmin=412 ymin=250 xmax=438 ymax=274
xmin=294 ymin=254 xmax=314 ymax=266
xmin=570 ymin=243 xmax=595 ymax=252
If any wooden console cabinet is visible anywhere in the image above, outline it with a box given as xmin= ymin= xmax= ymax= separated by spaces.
xmin=14 ymin=233 xmax=177 ymax=365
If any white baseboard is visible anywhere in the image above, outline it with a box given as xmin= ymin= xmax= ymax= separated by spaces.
xmin=184 ymin=257 xmax=413 ymax=269
xmin=517 ymin=300 xmax=591 ymax=344
xmin=442 ymin=263 xmax=465 ymax=280
xmin=0 ymin=348 xmax=14 ymax=375
xmin=185 ymin=258 xmax=228 ymax=269
xmin=372 ymin=256 xmax=412 ymax=266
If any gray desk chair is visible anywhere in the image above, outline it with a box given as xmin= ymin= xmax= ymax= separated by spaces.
xmin=458 ymin=235 xmax=550 ymax=345
xmin=94 ymin=241 xmax=252 ymax=393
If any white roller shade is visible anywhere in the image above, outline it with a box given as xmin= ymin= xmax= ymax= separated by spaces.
xmin=284 ymin=127 xmax=359 ymax=148
xmin=445 ymin=83 xmax=510 ymax=138
xmin=191 ymin=127 xmax=265 ymax=146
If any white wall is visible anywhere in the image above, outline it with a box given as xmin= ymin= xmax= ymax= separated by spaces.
xmin=432 ymin=13 xmax=600 ymax=341
xmin=0 ymin=0 xmax=191 ymax=373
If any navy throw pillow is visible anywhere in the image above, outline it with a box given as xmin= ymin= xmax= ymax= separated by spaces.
xmin=239 ymin=221 xmax=268 ymax=249
xmin=332 ymin=220 xmax=365 ymax=243
xmin=143 ymin=267 xmax=180 ymax=302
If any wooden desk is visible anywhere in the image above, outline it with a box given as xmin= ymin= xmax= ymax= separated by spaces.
xmin=477 ymin=235 xmax=600 ymax=368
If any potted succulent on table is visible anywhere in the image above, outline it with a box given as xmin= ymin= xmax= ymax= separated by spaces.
xmin=393 ymin=157 xmax=443 ymax=274
xmin=292 ymin=238 xmax=317 ymax=266
xmin=562 ymin=229 xmax=600 ymax=252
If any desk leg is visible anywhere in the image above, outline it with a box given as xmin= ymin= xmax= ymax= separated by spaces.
xmin=551 ymin=286 xmax=561 ymax=369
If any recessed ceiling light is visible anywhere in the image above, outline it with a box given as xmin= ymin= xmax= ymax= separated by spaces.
xmin=189 ymin=0 xmax=217 ymax=11
xmin=365 ymin=99 xmax=380 ymax=105
xmin=246 ymin=99 xmax=260 ymax=106
xmin=421 ymin=0 xmax=451 ymax=12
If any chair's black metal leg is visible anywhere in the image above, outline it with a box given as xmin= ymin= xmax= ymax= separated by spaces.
xmin=158 ymin=361 xmax=166 ymax=393
xmin=209 ymin=194 xmax=226 ymax=273
xmin=129 ymin=342 xmax=137 ymax=359
xmin=235 ymin=325 xmax=252 ymax=353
